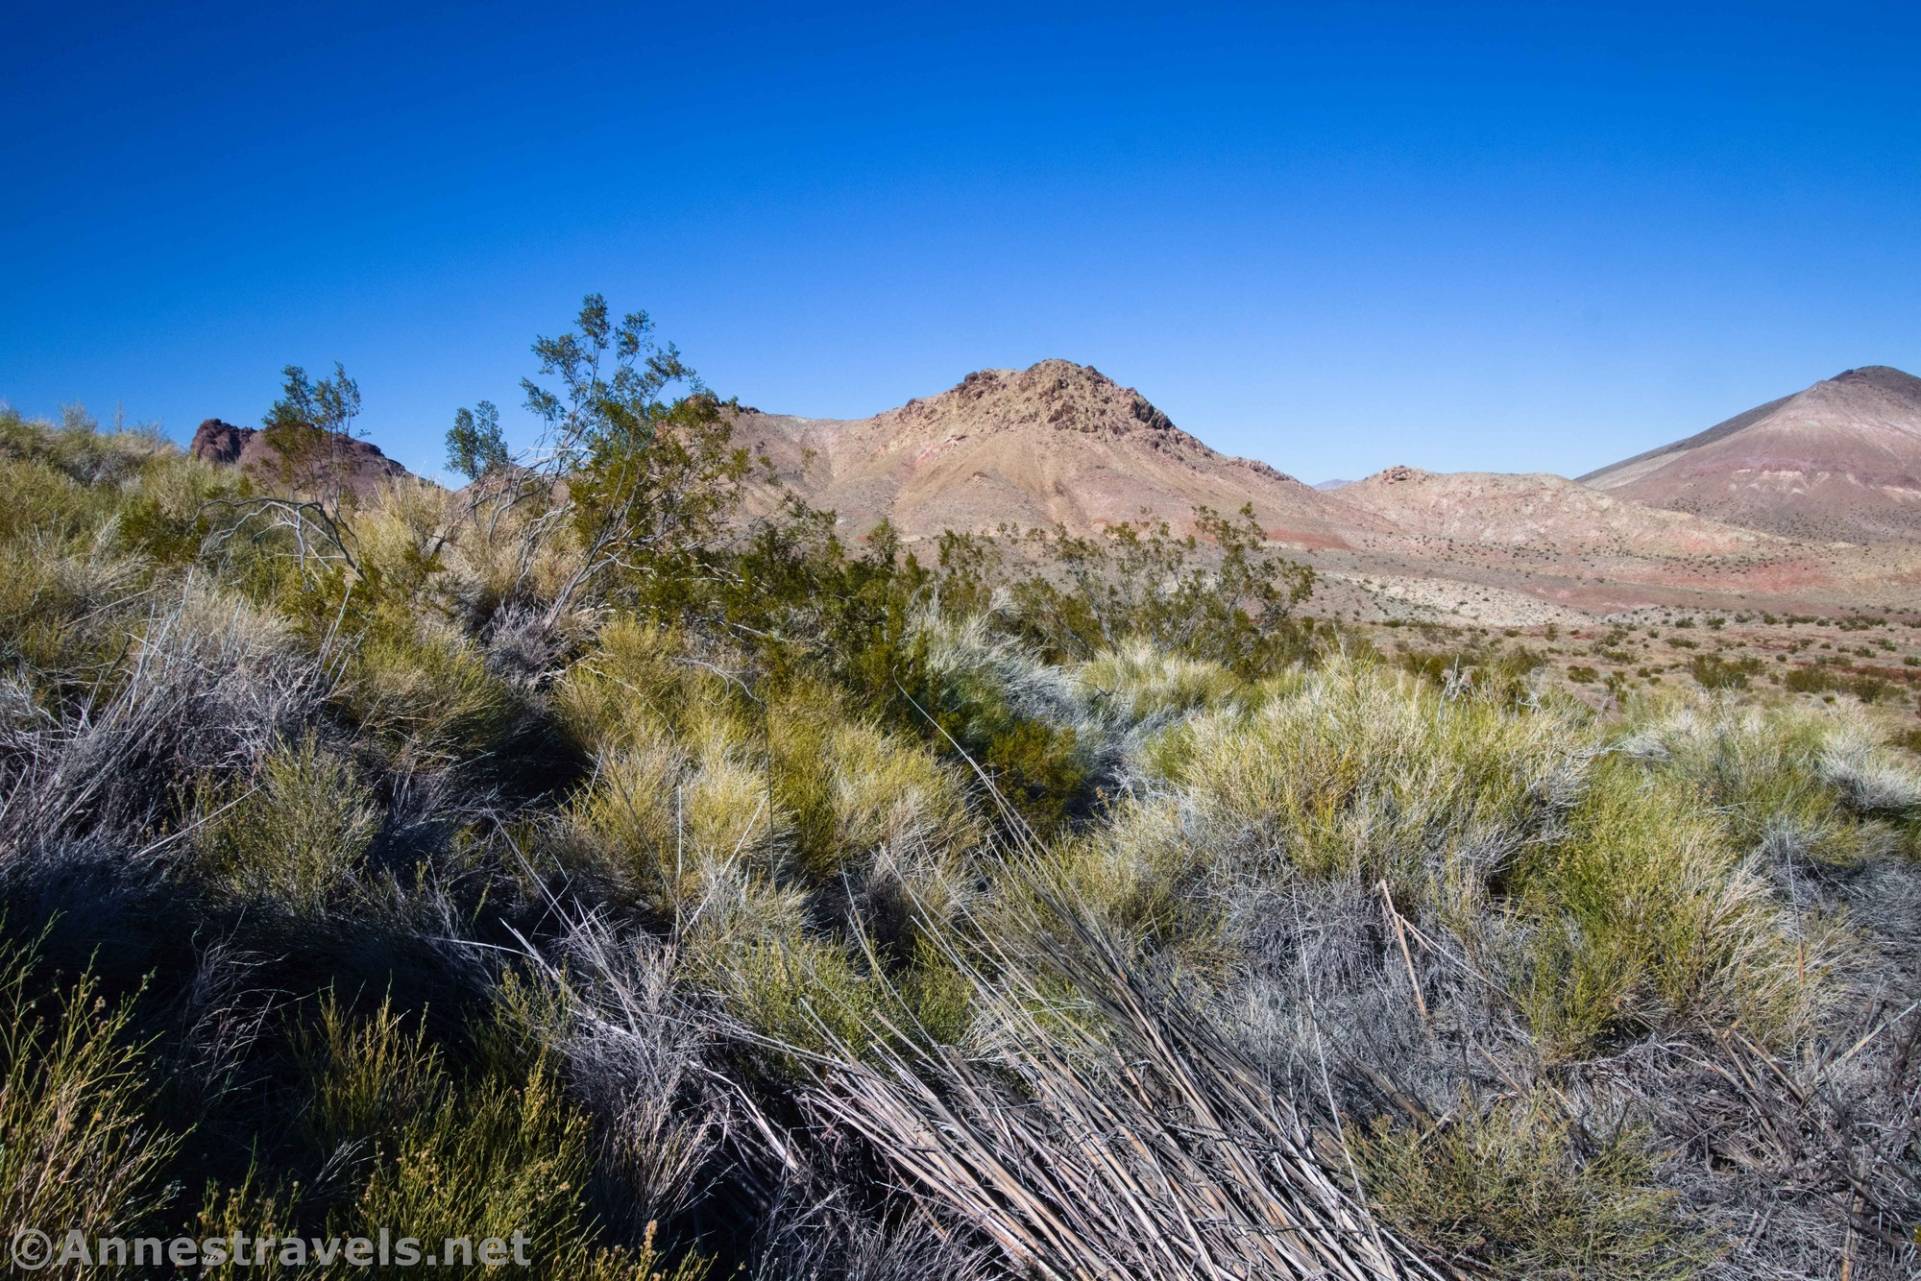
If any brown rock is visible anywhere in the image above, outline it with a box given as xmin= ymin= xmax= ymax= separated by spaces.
xmin=189 ymin=417 xmax=413 ymax=495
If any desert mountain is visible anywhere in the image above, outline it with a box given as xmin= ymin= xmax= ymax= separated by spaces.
xmin=727 ymin=360 xmax=1389 ymax=548
xmin=1580 ymin=366 xmax=1921 ymax=544
xmin=1341 ymin=466 xmax=1783 ymax=558
xmin=191 ymin=418 xmax=413 ymax=494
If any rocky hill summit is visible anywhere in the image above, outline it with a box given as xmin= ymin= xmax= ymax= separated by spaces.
xmin=724 ymin=359 xmax=1375 ymax=546
xmin=189 ymin=418 xmax=412 ymax=494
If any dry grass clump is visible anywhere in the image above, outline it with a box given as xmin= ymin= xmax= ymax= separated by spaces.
xmin=1819 ymin=724 xmax=1921 ymax=823
xmin=794 ymin=883 xmax=1446 ymax=1281
xmin=1 ymin=580 xmax=319 ymax=853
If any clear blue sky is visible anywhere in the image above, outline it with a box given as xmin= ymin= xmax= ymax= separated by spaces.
xmin=4 ymin=1 xmax=1917 ymax=483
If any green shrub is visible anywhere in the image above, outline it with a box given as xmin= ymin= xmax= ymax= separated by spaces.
xmin=1689 ymin=653 xmax=1760 ymax=689
xmin=1516 ymin=759 xmax=1825 ymax=1058
xmin=340 ymin=614 xmax=513 ymax=766
xmin=0 ymin=936 xmax=180 ymax=1251
xmin=769 ymin=686 xmax=977 ymax=880
xmin=195 ymin=735 xmax=380 ymax=910
xmin=1358 ymin=1094 xmax=1700 ymax=1280
xmin=1146 ymin=656 xmax=1589 ymax=914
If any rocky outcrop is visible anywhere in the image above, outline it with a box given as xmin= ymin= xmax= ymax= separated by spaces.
xmin=189 ymin=418 xmax=412 ymax=494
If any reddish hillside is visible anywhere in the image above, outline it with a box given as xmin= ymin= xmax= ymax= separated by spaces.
xmin=727 ymin=360 xmax=1388 ymax=548
xmin=190 ymin=418 xmax=412 ymax=495
xmin=1580 ymin=366 xmax=1921 ymax=543
xmin=1341 ymin=465 xmax=1784 ymax=557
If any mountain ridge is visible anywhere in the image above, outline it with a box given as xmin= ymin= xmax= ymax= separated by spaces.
xmin=1581 ymin=365 xmax=1921 ymax=543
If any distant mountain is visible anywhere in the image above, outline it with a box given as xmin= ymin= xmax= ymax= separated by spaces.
xmin=1340 ymin=465 xmax=1782 ymax=557
xmin=726 ymin=360 xmax=1388 ymax=548
xmin=1313 ymin=478 xmax=1353 ymax=491
xmin=190 ymin=418 xmax=412 ymax=495
xmin=1580 ymin=366 xmax=1921 ymax=543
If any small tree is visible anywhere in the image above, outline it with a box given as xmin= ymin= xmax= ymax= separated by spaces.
xmin=262 ymin=362 xmax=363 ymax=514
xmin=445 ymin=400 xmax=509 ymax=481
xmin=451 ymin=294 xmax=752 ymax=628
xmin=200 ymin=362 xmax=366 ymax=583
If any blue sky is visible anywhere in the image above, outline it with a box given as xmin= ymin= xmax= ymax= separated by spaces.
xmin=3 ymin=1 xmax=1917 ymax=483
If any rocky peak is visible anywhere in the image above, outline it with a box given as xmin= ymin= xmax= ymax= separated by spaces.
xmin=188 ymin=417 xmax=412 ymax=492
xmin=190 ymin=418 xmax=252 ymax=465
xmin=886 ymin=359 xmax=1184 ymax=443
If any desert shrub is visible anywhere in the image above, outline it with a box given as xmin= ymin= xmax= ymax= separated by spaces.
xmin=191 ymin=1173 xmax=301 ymax=1280
xmin=300 ymin=992 xmax=448 ymax=1147
xmin=1076 ymin=640 xmax=1240 ymax=723
xmin=0 ymin=541 xmax=147 ymax=680
xmin=1144 ymin=655 xmax=1591 ymax=915
xmin=340 ymin=1062 xmax=592 ymax=1258
xmin=1688 ymin=652 xmax=1761 ymax=690
xmin=981 ymin=505 xmax=1318 ymax=676
xmin=114 ymin=454 xmax=257 ymax=566
xmin=0 ymin=457 xmax=124 ymax=549
xmin=1029 ymin=798 xmax=1225 ymax=965
xmin=1515 ymin=758 xmax=1826 ymax=1058
xmin=1818 ymin=725 xmax=1921 ymax=821
xmin=700 ymin=927 xmax=883 ymax=1059
xmin=908 ymin=616 xmax=1094 ymax=833
xmin=1357 ymin=1093 xmax=1699 ymax=1280
xmin=1621 ymin=699 xmax=1908 ymax=864
xmin=769 ymin=688 xmax=977 ymax=877
xmin=0 ymin=935 xmax=180 ymax=1253
xmin=289 ymin=988 xmax=712 ymax=1278
xmin=193 ymin=735 xmax=380 ymax=911
xmin=553 ymin=617 xmax=695 ymax=753
xmin=339 ymin=611 xmax=514 ymax=767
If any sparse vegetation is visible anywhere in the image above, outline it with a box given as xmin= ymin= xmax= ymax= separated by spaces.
xmin=3 ymin=310 xmax=1919 ymax=1279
